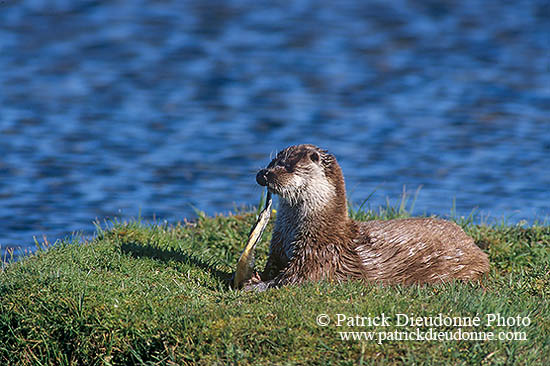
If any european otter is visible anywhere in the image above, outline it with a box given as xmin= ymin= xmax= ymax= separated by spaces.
xmin=244 ymin=144 xmax=489 ymax=291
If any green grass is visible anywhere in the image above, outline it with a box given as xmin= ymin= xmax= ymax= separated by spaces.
xmin=1 ymin=202 xmax=549 ymax=365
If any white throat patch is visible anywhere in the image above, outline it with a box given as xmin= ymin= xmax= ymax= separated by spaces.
xmin=279 ymin=163 xmax=335 ymax=214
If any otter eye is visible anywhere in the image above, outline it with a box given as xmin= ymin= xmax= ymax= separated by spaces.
xmin=276 ymin=160 xmax=285 ymax=167
xmin=309 ymin=152 xmax=319 ymax=163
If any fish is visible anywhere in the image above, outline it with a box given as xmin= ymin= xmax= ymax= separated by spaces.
xmin=233 ymin=191 xmax=272 ymax=289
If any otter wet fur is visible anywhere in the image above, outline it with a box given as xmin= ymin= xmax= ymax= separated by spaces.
xmin=244 ymin=144 xmax=489 ymax=291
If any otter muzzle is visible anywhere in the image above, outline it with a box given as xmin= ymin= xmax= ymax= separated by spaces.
xmin=256 ymin=169 xmax=268 ymax=186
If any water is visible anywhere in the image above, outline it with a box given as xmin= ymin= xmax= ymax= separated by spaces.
xmin=1 ymin=0 xmax=549 ymax=259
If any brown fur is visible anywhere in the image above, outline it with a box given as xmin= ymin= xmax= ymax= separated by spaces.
xmin=246 ymin=144 xmax=489 ymax=290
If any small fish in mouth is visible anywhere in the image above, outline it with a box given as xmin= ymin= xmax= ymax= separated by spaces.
xmin=233 ymin=190 xmax=272 ymax=289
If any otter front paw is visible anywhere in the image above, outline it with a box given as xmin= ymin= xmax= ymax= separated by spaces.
xmin=239 ymin=271 xmax=260 ymax=289
xmin=242 ymin=272 xmax=277 ymax=292
xmin=242 ymin=280 xmax=270 ymax=292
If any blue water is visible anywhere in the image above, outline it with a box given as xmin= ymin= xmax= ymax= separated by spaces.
xmin=1 ymin=0 xmax=549 ymax=259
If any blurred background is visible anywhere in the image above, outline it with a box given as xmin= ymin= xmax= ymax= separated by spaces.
xmin=1 ymin=0 xmax=548 ymax=258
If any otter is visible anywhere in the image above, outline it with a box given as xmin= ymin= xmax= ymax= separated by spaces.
xmin=243 ymin=144 xmax=489 ymax=291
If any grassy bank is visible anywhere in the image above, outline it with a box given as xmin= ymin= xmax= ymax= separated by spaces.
xmin=1 ymin=205 xmax=549 ymax=365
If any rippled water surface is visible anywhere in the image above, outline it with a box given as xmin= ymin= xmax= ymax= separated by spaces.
xmin=1 ymin=0 xmax=549 ymax=258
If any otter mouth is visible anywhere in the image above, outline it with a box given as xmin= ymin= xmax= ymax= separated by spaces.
xmin=256 ymin=169 xmax=281 ymax=195
xmin=256 ymin=169 xmax=270 ymax=187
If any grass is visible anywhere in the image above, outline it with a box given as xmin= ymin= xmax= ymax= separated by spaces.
xmin=0 ymin=199 xmax=549 ymax=365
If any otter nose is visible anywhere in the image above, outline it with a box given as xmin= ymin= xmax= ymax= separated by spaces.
xmin=256 ymin=169 xmax=269 ymax=186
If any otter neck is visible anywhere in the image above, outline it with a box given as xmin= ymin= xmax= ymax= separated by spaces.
xmin=277 ymin=191 xmax=350 ymax=237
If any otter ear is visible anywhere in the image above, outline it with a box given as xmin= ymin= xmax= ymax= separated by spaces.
xmin=309 ymin=151 xmax=320 ymax=163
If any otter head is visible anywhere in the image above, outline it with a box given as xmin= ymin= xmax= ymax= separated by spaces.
xmin=256 ymin=144 xmax=348 ymax=216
